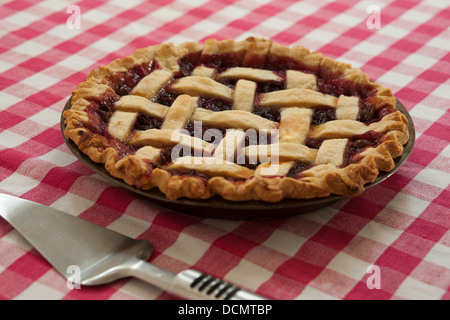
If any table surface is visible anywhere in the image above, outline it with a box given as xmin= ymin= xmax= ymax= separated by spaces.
xmin=0 ymin=0 xmax=449 ymax=300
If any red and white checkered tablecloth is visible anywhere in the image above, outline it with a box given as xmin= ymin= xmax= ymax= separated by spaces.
xmin=0 ymin=0 xmax=449 ymax=301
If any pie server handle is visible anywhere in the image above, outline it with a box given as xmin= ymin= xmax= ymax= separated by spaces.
xmin=129 ymin=258 xmax=267 ymax=300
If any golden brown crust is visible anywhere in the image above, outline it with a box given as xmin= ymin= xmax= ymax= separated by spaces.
xmin=63 ymin=37 xmax=410 ymax=203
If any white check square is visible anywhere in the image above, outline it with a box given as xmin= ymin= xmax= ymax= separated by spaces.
xmin=409 ymin=104 xmax=445 ymax=123
xmin=305 ymin=29 xmax=340 ymax=44
xmin=431 ymin=84 xmax=450 ymax=100
xmin=260 ymin=17 xmax=296 ymax=31
xmin=0 ymin=130 xmax=28 ymax=148
xmin=164 ymin=233 xmax=210 ymax=265
xmin=15 ymin=282 xmax=66 ymax=300
xmin=50 ymin=193 xmax=95 ymax=216
xmin=152 ymin=6 xmax=183 ymax=21
xmin=402 ymin=53 xmax=437 ymax=69
xmin=358 ymin=220 xmax=402 ymax=246
xmin=326 ymin=252 xmax=369 ymax=280
xmin=377 ymin=70 xmax=414 ymax=87
xmin=5 ymin=11 xmax=39 ymax=30
xmin=28 ymin=108 xmax=61 ymax=127
xmin=81 ymin=9 xmax=113 ymax=24
xmin=21 ymin=73 xmax=60 ymax=90
xmin=0 ymin=173 xmax=40 ymax=196
xmin=352 ymin=42 xmax=387 ymax=57
xmin=386 ymin=192 xmax=430 ymax=217
xmin=395 ymin=276 xmax=445 ymax=300
xmin=0 ymin=92 xmax=22 ymax=110
xmin=426 ymin=35 xmax=450 ymax=50
xmin=414 ymin=168 xmax=450 ymax=189
xmin=377 ymin=25 xmax=410 ymax=39
xmin=225 ymin=260 xmax=273 ymax=291
xmin=331 ymin=13 xmax=362 ymax=27
xmin=107 ymin=214 xmax=152 ymax=239
xmin=295 ymin=286 xmax=338 ymax=300
xmin=13 ymin=41 xmax=49 ymax=56
xmin=39 ymin=148 xmax=77 ymax=167
xmin=90 ymin=38 xmax=125 ymax=52
xmin=423 ymin=242 xmax=450 ymax=269
xmin=288 ymin=2 xmax=320 ymax=15
xmin=57 ymin=55 xmax=94 ymax=70
xmin=400 ymin=10 xmax=433 ymax=24
xmin=262 ymin=229 xmax=307 ymax=257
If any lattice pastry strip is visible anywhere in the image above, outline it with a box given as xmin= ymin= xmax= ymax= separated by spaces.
xmin=315 ymin=139 xmax=349 ymax=167
xmin=285 ymin=70 xmax=317 ymax=91
xmin=233 ymin=80 xmax=257 ymax=112
xmin=336 ymin=95 xmax=359 ymax=120
xmin=131 ymin=70 xmax=173 ymax=100
xmin=216 ymin=67 xmax=283 ymax=82
xmin=170 ymin=76 xmax=233 ymax=100
xmin=107 ymin=111 xmax=138 ymax=141
xmin=259 ymin=88 xmax=338 ymax=108
xmin=310 ymin=112 xmax=408 ymax=140
xmin=167 ymin=156 xmax=254 ymax=179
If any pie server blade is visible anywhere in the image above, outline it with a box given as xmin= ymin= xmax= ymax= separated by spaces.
xmin=0 ymin=193 xmax=266 ymax=300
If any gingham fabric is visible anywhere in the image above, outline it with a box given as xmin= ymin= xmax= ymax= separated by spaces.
xmin=0 ymin=0 xmax=449 ymax=300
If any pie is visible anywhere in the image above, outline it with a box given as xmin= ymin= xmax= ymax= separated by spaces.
xmin=63 ymin=37 xmax=409 ymax=202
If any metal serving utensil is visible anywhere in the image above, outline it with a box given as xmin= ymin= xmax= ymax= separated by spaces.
xmin=0 ymin=194 xmax=266 ymax=300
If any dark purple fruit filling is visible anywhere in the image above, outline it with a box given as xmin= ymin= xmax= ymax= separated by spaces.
xmin=153 ymin=88 xmax=179 ymax=106
xmin=316 ymin=70 xmax=377 ymax=99
xmin=218 ymin=78 xmax=237 ymax=88
xmin=242 ymin=53 xmax=267 ymax=68
xmin=373 ymin=104 xmax=394 ymax=122
xmin=197 ymin=97 xmax=233 ymax=112
xmin=112 ymin=61 xmax=156 ymax=96
xmin=159 ymin=146 xmax=195 ymax=166
xmin=177 ymin=51 xmax=201 ymax=77
xmin=287 ymin=162 xmax=313 ymax=179
xmin=199 ymin=53 xmax=244 ymax=70
xmin=84 ymin=93 xmax=120 ymax=135
xmin=84 ymin=109 xmax=108 ymax=135
xmin=311 ymin=106 xmax=336 ymax=125
xmin=87 ymin=92 xmax=120 ymax=112
xmin=104 ymin=134 xmax=136 ymax=158
xmin=358 ymin=103 xmax=375 ymax=123
xmin=317 ymin=77 xmax=357 ymax=97
xmin=304 ymin=137 xmax=323 ymax=149
xmin=256 ymin=71 xmax=285 ymax=93
xmin=257 ymin=81 xmax=285 ymax=93
xmin=252 ymin=104 xmax=281 ymax=122
xmin=159 ymin=147 xmax=174 ymax=166
xmin=133 ymin=113 xmax=162 ymax=131
xmin=345 ymin=130 xmax=383 ymax=165
xmin=359 ymin=101 xmax=395 ymax=124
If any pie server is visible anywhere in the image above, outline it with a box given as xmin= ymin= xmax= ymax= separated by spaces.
xmin=0 ymin=194 xmax=266 ymax=300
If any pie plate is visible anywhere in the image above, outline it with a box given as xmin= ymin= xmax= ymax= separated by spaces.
xmin=60 ymin=98 xmax=415 ymax=220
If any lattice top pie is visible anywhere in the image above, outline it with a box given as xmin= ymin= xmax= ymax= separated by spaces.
xmin=63 ymin=37 xmax=409 ymax=202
